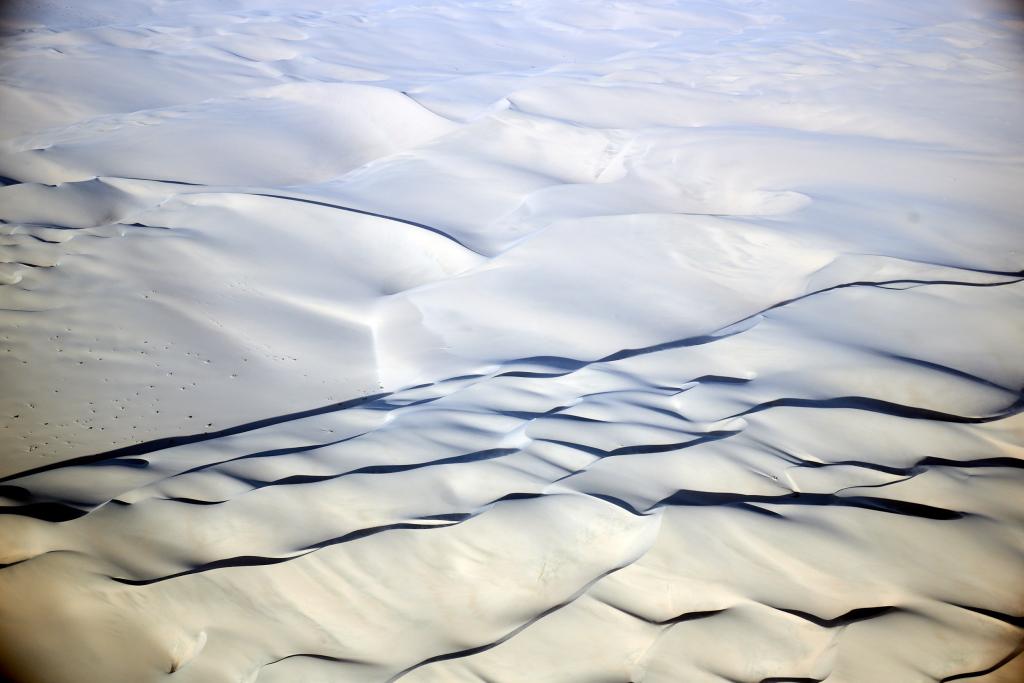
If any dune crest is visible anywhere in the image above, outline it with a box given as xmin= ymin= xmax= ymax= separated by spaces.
xmin=1 ymin=1 xmax=1022 ymax=682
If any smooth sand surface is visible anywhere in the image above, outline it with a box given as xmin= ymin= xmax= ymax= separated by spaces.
xmin=1 ymin=1 xmax=1023 ymax=681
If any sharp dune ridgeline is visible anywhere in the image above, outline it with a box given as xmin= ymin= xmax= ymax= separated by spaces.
xmin=0 ymin=1 xmax=1023 ymax=682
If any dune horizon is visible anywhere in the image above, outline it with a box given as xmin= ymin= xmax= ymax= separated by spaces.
xmin=1 ymin=1 xmax=1023 ymax=681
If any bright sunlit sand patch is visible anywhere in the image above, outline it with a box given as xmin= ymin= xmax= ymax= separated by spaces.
xmin=1 ymin=1 xmax=1023 ymax=682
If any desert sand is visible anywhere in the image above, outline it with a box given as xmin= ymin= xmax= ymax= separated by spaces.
xmin=1 ymin=1 xmax=1023 ymax=681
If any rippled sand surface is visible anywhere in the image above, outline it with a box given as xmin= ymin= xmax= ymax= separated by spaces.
xmin=1 ymin=1 xmax=1023 ymax=681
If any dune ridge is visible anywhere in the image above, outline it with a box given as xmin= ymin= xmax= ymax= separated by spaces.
xmin=1 ymin=0 xmax=1023 ymax=681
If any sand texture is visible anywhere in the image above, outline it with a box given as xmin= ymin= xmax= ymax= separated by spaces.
xmin=1 ymin=1 xmax=1023 ymax=681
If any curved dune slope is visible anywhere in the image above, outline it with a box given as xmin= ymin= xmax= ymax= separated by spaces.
xmin=1 ymin=1 xmax=1023 ymax=682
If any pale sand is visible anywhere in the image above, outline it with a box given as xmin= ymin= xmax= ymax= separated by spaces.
xmin=0 ymin=1 xmax=1022 ymax=681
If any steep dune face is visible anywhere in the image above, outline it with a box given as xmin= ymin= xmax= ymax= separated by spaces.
xmin=1 ymin=1 xmax=1023 ymax=682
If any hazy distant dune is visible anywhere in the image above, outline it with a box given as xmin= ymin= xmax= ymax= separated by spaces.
xmin=1 ymin=1 xmax=1022 ymax=681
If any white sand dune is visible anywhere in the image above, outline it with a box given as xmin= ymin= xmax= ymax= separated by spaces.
xmin=1 ymin=1 xmax=1023 ymax=681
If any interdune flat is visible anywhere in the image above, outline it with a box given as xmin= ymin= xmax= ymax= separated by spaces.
xmin=1 ymin=1 xmax=1022 ymax=682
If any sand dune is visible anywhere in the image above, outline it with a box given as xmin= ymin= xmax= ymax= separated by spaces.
xmin=1 ymin=1 xmax=1023 ymax=682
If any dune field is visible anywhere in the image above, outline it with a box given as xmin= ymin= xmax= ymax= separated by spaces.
xmin=1 ymin=1 xmax=1023 ymax=681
